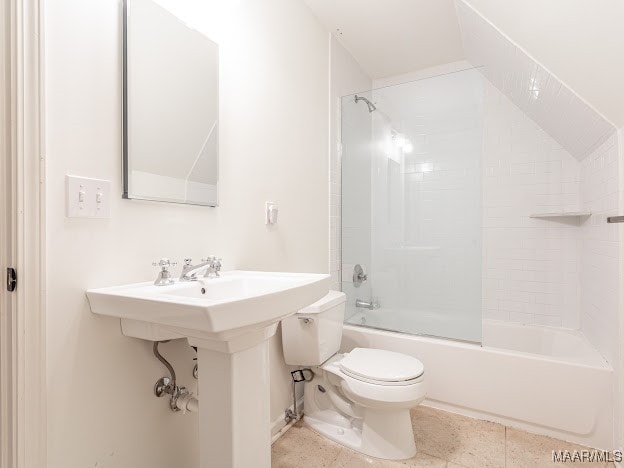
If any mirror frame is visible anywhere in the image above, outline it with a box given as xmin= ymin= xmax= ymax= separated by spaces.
xmin=121 ymin=0 xmax=219 ymax=207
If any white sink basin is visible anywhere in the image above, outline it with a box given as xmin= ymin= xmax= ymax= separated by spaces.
xmin=86 ymin=269 xmax=330 ymax=468
xmin=87 ymin=270 xmax=329 ymax=346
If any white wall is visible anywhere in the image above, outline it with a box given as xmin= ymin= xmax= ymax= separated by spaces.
xmin=304 ymin=0 xmax=465 ymax=79
xmin=462 ymin=0 xmax=624 ymax=129
xmin=44 ymin=0 xmax=329 ymax=467
xmin=372 ymin=61 xmax=472 ymax=89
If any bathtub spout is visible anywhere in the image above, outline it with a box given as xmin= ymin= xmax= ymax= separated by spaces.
xmin=355 ymin=299 xmax=380 ymax=310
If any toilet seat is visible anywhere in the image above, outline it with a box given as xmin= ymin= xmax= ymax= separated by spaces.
xmin=339 ymin=348 xmax=424 ymax=386
xmin=320 ymin=348 xmax=426 ymax=410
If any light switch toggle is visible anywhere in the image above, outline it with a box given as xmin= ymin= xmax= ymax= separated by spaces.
xmin=265 ymin=202 xmax=278 ymax=225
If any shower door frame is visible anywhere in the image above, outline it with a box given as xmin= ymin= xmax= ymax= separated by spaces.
xmin=0 ymin=0 xmax=46 ymax=467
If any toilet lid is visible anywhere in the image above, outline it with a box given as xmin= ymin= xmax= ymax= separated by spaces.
xmin=339 ymin=348 xmax=424 ymax=383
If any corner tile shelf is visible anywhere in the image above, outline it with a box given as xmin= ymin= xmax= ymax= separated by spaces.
xmin=529 ymin=211 xmax=591 ymax=219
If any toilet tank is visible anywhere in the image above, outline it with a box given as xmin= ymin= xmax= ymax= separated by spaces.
xmin=281 ymin=291 xmax=346 ymax=366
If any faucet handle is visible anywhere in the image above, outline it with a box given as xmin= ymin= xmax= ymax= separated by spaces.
xmin=152 ymin=258 xmax=176 ymax=286
xmin=183 ymin=258 xmax=193 ymax=266
xmin=202 ymin=256 xmax=222 ymax=278
xmin=152 ymin=258 xmax=176 ymax=270
xmin=202 ymin=256 xmax=222 ymax=268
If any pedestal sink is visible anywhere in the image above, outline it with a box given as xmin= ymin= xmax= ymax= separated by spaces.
xmin=86 ymin=271 xmax=330 ymax=468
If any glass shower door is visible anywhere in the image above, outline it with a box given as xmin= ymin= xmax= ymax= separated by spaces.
xmin=341 ymin=68 xmax=484 ymax=343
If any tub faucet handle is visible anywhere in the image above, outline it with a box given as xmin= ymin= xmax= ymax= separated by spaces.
xmin=353 ymin=264 xmax=367 ymax=287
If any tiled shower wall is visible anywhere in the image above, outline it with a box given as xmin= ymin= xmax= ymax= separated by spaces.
xmin=482 ymin=80 xmax=582 ymax=328
xmin=578 ymin=132 xmax=622 ymax=449
xmin=580 ymin=134 xmax=621 ymax=366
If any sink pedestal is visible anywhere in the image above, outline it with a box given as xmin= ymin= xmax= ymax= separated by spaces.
xmin=86 ymin=271 xmax=330 ymax=468
xmin=188 ymin=325 xmax=277 ymax=468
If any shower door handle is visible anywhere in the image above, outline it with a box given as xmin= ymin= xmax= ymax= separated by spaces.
xmin=607 ymin=216 xmax=624 ymax=223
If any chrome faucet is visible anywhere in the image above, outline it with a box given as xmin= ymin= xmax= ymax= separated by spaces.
xmin=355 ymin=299 xmax=380 ymax=310
xmin=179 ymin=257 xmax=222 ymax=281
xmin=179 ymin=258 xmax=210 ymax=281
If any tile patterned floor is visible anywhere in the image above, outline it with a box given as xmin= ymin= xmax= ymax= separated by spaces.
xmin=271 ymin=406 xmax=613 ymax=468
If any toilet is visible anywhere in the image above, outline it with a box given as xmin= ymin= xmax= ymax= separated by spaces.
xmin=281 ymin=291 xmax=426 ymax=460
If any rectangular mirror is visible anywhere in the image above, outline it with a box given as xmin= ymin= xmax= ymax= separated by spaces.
xmin=123 ymin=0 xmax=219 ymax=206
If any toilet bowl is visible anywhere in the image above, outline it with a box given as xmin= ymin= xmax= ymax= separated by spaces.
xmin=281 ymin=291 xmax=426 ymax=460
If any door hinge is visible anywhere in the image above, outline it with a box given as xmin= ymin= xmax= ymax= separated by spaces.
xmin=6 ymin=268 xmax=16 ymax=292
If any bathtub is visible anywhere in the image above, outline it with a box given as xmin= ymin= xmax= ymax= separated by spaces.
xmin=341 ymin=319 xmax=614 ymax=450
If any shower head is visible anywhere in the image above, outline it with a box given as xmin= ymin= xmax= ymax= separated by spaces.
xmin=354 ymin=95 xmax=377 ymax=113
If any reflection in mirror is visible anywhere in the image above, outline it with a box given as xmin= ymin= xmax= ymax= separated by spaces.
xmin=123 ymin=0 xmax=219 ymax=206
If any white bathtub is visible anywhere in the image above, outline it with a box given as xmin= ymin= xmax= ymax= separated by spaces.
xmin=341 ymin=319 xmax=614 ymax=449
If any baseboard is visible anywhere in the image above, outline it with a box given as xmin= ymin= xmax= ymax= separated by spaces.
xmin=271 ymin=396 xmax=304 ymax=443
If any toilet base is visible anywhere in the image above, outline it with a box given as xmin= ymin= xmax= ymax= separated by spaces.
xmin=304 ymin=407 xmax=417 ymax=460
xmin=305 ymin=412 xmax=363 ymax=453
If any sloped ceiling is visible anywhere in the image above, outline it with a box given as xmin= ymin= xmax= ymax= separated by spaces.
xmin=463 ymin=0 xmax=624 ymax=129
xmin=303 ymin=0 xmax=465 ymax=79
xmin=455 ymin=0 xmax=615 ymax=160
xmin=305 ymin=0 xmax=624 ymax=130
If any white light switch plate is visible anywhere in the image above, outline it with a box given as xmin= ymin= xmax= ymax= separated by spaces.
xmin=66 ymin=175 xmax=111 ymax=218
